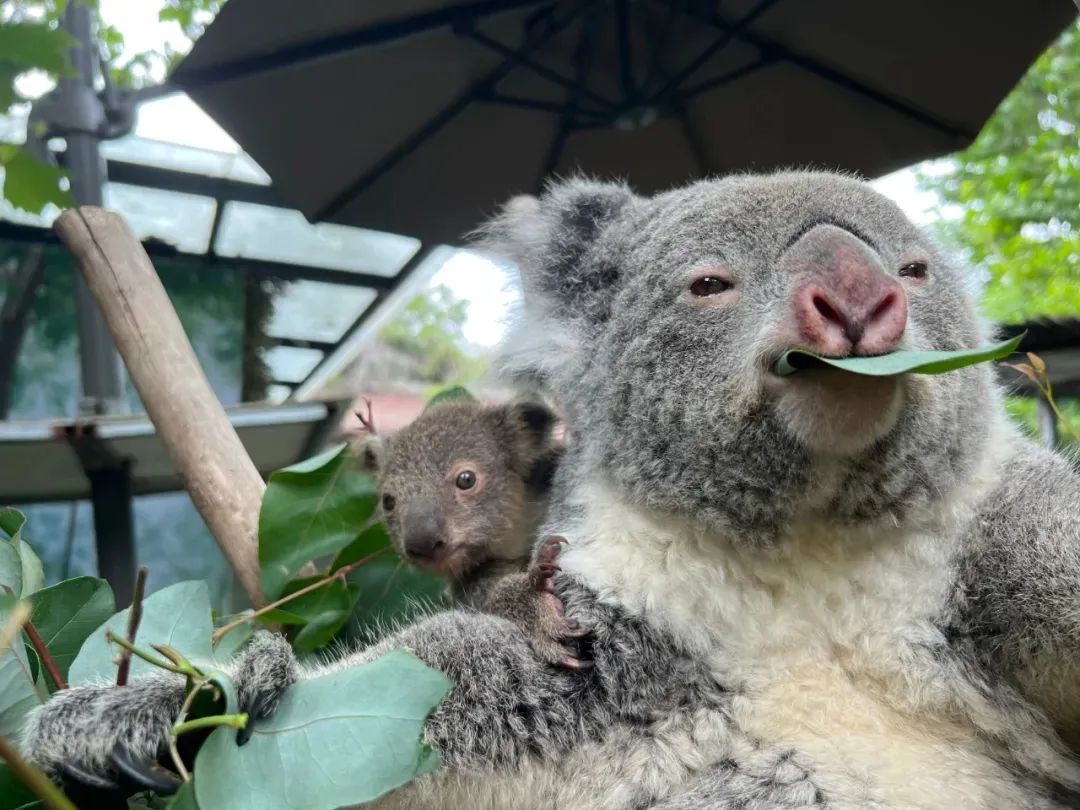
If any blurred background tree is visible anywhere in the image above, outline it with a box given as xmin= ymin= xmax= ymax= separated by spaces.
xmin=918 ymin=21 xmax=1078 ymax=324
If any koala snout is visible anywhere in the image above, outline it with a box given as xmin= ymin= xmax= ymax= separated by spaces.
xmin=786 ymin=225 xmax=908 ymax=357
xmin=402 ymin=502 xmax=446 ymax=560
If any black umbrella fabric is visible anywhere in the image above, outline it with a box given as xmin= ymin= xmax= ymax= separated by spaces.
xmin=173 ymin=0 xmax=1076 ymax=244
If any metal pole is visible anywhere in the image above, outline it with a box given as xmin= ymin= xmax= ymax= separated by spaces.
xmin=59 ymin=2 xmax=127 ymax=416
xmin=58 ymin=3 xmax=136 ymax=599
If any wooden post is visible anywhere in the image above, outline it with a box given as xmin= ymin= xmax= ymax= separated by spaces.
xmin=54 ymin=207 xmax=267 ymax=607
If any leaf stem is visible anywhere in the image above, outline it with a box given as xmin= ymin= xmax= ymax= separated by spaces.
xmin=173 ymin=713 xmax=249 ymax=737
xmin=0 ymin=733 xmax=77 ymax=810
xmin=211 ymin=546 xmax=390 ymax=644
xmin=22 ymin=619 xmax=67 ymax=690
xmin=116 ymin=565 xmax=148 ymax=687
xmin=105 ymin=631 xmax=202 ymax=678
xmin=167 ymin=682 xmax=204 ymax=782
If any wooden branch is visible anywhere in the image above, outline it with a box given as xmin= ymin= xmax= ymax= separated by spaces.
xmin=54 ymin=208 xmax=266 ymax=606
xmin=116 ymin=565 xmax=148 ymax=686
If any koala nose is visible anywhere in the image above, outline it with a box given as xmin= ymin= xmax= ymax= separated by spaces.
xmin=402 ymin=502 xmax=446 ymax=560
xmin=787 ymin=225 xmax=907 ymax=357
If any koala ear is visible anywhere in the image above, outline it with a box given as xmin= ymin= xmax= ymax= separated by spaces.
xmin=491 ymin=400 xmax=559 ymax=474
xmin=476 ymin=177 xmax=637 ymax=318
xmin=351 ymin=435 xmax=384 ymax=474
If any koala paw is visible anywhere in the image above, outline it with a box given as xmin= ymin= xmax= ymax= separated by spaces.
xmin=234 ymin=630 xmax=299 ymax=744
xmin=527 ymin=536 xmax=593 ymax=671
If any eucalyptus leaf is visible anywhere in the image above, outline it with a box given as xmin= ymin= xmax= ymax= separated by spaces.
xmin=211 ymin=614 xmax=253 ymax=660
xmin=773 ymin=334 xmax=1024 ymax=377
xmin=0 ymin=508 xmax=43 ymax=599
xmin=0 ymin=597 xmax=41 ymax=740
xmin=343 ymin=555 xmax=446 ymax=637
xmin=259 ymin=443 xmax=378 ymax=599
xmin=69 ymin=581 xmax=213 ymax=685
xmin=28 ymin=577 xmax=115 ymax=684
xmin=166 ymin=781 xmax=199 ymax=810
xmin=193 ymin=651 xmax=451 ymax=810
xmin=259 ymin=577 xmax=356 ymax=653
xmin=0 ymin=763 xmax=37 ymax=810
xmin=330 ymin=520 xmax=391 ymax=571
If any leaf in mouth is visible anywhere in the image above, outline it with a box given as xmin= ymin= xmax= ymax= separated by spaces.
xmin=773 ymin=333 xmax=1025 ymax=377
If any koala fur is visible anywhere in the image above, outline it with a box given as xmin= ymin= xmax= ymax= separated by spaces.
xmin=21 ymin=172 xmax=1080 ymax=809
xmin=362 ymin=398 xmax=589 ymax=668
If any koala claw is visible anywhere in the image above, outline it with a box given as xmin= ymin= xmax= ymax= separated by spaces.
xmin=528 ymin=536 xmax=594 ymax=670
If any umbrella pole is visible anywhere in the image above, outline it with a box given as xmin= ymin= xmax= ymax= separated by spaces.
xmin=53 ymin=207 xmax=268 ymax=607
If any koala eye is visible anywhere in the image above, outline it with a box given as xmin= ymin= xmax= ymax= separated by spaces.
xmin=381 ymin=494 xmax=396 ymax=512
xmin=455 ymin=470 xmax=477 ymax=491
xmin=689 ymin=276 xmax=733 ymax=297
xmin=898 ymin=261 xmax=927 ymax=280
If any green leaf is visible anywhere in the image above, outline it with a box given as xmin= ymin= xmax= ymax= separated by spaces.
xmin=193 ymin=651 xmax=451 ymax=810
xmin=0 ymin=596 xmax=42 ymax=740
xmin=0 ymin=24 xmax=73 ymax=74
xmin=166 ymin=781 xmax=199 ymax=810
xmin=259 ymin=444 xmax=378 ymax=600
xmin=27 ymin=577 xmax=115 ymax=684
xmin=344 ymin=555 xmax=446 ymax=634
xmin=773 ymin=334 xmax=1024 ymax=378
xmin=0 ymin=509 xmax=44 ymax=600
xmin=330 ymin=520 xmax=391 ymax=571
xmin=0 ymin=763 xmax=37 ymax=810
xmin=424 ymin=386 xmax=476 ymax=410
xmin=69 ymin=581 xmax=213 ymax=685
xmin=211 ymin=613 xmax=253 ymax=660
xmin=0 ymin=147 xmax=73 ymax=214
xmin=260 ymin=578 xmax=356 ymax=653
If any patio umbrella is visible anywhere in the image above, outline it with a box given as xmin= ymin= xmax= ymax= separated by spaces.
xmin=172 ymin=0 xmax=1076 ymax=244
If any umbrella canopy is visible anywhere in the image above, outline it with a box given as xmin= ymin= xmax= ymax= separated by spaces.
xmin=173 ymin=0 xmax=1076 ymax=244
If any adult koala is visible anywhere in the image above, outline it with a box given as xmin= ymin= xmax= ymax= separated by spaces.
xmin=21 ymin=173 xmax=1080 ymax=809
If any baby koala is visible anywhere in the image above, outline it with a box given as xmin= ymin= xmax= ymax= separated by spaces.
xmin=357 ymin=396 xmax=590 ymax=669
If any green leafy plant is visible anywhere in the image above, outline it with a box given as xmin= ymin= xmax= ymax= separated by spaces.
xmin=773 ymin=334 xmax=1023 ymax=377
xmin=0 ymin=435 xmax=449 ymax=809
xmin=1004 ymin=352 xmax=1080 ymax=446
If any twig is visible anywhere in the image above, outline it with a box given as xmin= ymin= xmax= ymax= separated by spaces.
xmin=0 ymin=734 xmax=77 ymax=810
xmin=22 ymin=620 xmax=67 ymax=690
xmin=116 ymin=565 xmax=148 ymax=687
xmin=173 ymin=713 xmax=248 ymax=736
xmin=211 ymin=546 xmax=390 ymax=644
xmin=1004 ymin=353 xmax=1080 ymax=446
xmin=354 ymin=397 xmax=377 ymax=435
xmin=167 ymin=682 xmax=204 ymax=781
xmin=106 ymin=631 xmax=204 ymax=679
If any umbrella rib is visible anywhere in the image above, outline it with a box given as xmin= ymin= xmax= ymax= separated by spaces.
xmin=659 ymin=0 xmax=975 ymax=141
xmin=174 ymin=0 xmax=552 ymax=89
xmin=314 ymin=8 xmax=579 ymax=223
xmin=466 ymin=28 xmax=618 ymax=112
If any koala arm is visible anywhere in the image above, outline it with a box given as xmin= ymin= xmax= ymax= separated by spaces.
xmin=22 ymin=607 xmax=589 ymax=783
xmin=958 ymin=440 xmax=1080 ymax=740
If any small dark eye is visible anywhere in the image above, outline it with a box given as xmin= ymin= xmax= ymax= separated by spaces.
xmin=899 ymin=262 xmax=927 ymax=279
xmin=455 ymin=470 xmax=477 ymax=490
xmin=689 ymin=276 xmax=733 ymax=297
xmin=381 ymin=494 xmax=396 ymax=512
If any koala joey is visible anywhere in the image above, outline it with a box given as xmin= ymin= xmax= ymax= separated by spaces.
xmin=357 ymin=397 xmax=590 ymax=670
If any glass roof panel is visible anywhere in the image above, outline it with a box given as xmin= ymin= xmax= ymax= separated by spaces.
xmin=214 ymin=201 xmax=420 ymax=276
xmin=101 ymin=136 xmax=271 ymax=184
xmin=104 ymin=183 xmax=216 ymax=254
xmin=267 ymin=280 xmax=377 ymax=343
xmin=265 ymin=346 xmax=324 ymax=384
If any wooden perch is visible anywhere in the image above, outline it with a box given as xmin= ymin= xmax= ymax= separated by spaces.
xmin=55 ymin=207 xmax=267 ymax=607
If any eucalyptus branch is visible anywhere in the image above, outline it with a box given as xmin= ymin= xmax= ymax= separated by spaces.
xmin=22 ymin=619 xmax=67 ymax=690
xmin=1005 ymin=352 xmax=1080 ymax=445
xmin=116 ymin=565 xmax=149 ymax=686
xmin=211 ymin=546 xmax=391 ymax=644
xmin=105 ymin=631 xmax=204 ymax=679
xmin=0 ymin=734 xmax=77 ymax=810
xmin=167 ymin=681 xmax=206 ymax=782
xmin=173 ymin=713 xmax=249 ymax=736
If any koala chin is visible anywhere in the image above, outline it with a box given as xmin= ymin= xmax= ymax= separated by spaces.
xmin=772 ymin=369 xmax=904 ymax=456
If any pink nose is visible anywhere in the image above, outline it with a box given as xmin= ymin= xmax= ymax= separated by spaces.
xmin=787 ymin=227 xmax=907 ymax=356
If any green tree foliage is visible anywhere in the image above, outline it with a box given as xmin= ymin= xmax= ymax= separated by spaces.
xmin=378 ymin=284 xmax=487 ymax=386
xmin=0 ymin=0 xmax=224 ymax=213
xmin=918 ymin=22 xmax=1079 ymax=324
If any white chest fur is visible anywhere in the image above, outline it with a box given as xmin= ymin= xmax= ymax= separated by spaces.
xmin=556 ymin=482 xmax=1046 ymax=809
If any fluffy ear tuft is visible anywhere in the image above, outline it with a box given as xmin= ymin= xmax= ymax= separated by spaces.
xmin=475 ymin=177 xmax=637 ymax=315
xmin=490 ymin=400 xmax=560 ymax=476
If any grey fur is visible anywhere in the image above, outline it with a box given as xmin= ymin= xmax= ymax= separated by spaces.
xmin=21 ymin=171 xmax=1080 ymax=808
